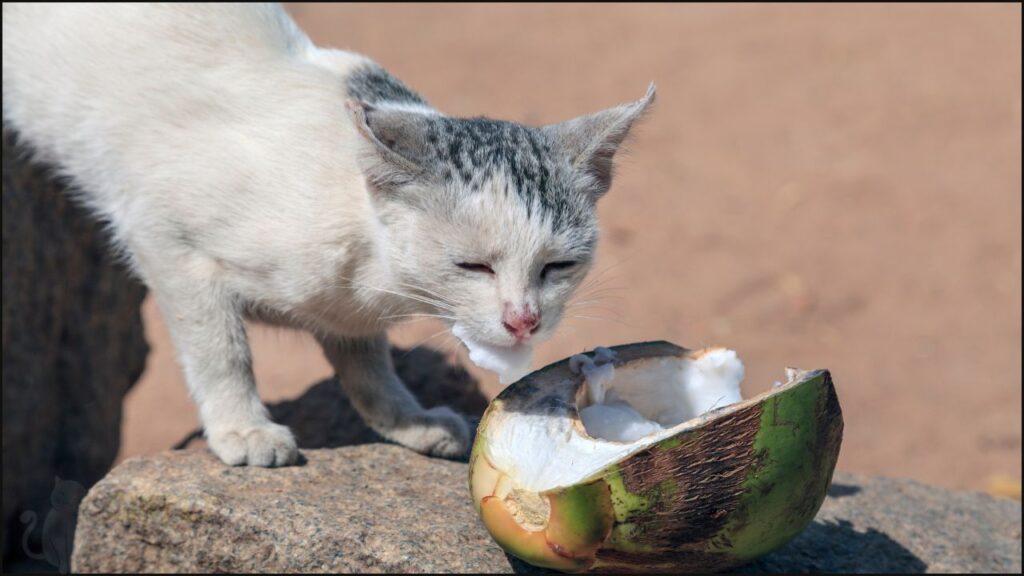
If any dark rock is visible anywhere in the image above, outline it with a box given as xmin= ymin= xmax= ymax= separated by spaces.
xmin=1 ymin=128 xmax=149 ymax=566
xmin=71 ymin=449 xmax=1021 ymax=574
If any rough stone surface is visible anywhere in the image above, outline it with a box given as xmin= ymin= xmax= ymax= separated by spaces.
xmin=743 ymin=474 xmax=1022 ymax=574
xmin=73 ymin=448 xmax=1021 ymax=573
xmin=72 ymin=446 xmax=517 ymax=574
xmin=1 ymin=127 xmax=149 ymax=564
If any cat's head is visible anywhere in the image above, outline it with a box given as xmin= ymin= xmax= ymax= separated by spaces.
xmin=348 ymin=85 xmax=655 ymax=349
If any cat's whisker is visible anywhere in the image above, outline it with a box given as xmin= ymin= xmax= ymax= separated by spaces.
xmin=395 ymin=282 xmax=459 ymax=307
xmin=364 ymin=287 xmax=454 ymax=312
xmin=578 ymin=280 xmax=628 ymax=292
xmin=565 ymin=292 xmax=627 ymax=316
xmin=332 ymin=276 xmax=456 ymax=313
xmin=589 ymin=247 xmax=644 ymax=279
xmin=571 ymin=285 xmax=627 ymax=303
xmin=566 ymin=295 xmax=624 ymax=307
xmin=572 ymin=284 xmax=628 ymax=300
xmin=399 ymin=327 xmax=454 ymax=359
xmin=566 ymin=303 xmax=624 ymax=314
xmin=575 ymin=271 xmax=630 ymax=300
xmin=565 ymin=306 xmax=624 ymax=319
xmin=575 ymin=282 xmax=627 ymax=293
xmin=552 ymin=320 xmax=583 ymax=336
xmin=578 ymin=266 xmax=627 ymax=291
xmin=579 ymin=269 xmax=626 ymax=288
xmin=567 ymin=314 xmax=636 ymax=328
xmin=432 ymin=334 xmax=465 ymax=366
xmin=380 ymin=312 xmax=456 ymax=322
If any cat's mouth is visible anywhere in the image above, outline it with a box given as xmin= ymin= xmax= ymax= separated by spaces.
xmin=451 ymin=323 xmax=535 ymax=385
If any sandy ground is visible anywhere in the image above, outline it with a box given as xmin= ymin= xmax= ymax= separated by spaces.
xmin=120 ymin=3 xmax=1021 ymax=494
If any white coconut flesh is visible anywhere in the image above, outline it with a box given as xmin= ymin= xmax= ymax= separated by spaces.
xmin=452 ymin=323 xmax=534 ymax=385
xmin=483 ymin=348 xmax=807 ymax=494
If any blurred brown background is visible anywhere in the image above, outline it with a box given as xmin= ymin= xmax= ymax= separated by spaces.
xmin=120 ymin=3 xmax=1021 ymax=494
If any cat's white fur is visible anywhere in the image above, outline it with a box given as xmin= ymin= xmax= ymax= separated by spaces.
xmin=2 ymin=3 xmax=652 ymax=466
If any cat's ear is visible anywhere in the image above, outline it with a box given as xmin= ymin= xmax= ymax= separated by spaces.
xmin=542 ymin=83 xmax=656 ymax=199
xmin=346 ymin=99 xmax=434 ymax=190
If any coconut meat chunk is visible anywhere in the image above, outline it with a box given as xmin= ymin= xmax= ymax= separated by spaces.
xmin=485 ymin=347 xmax=756 ymax=493
xmin=577 ymin=347 xmax=744 ymax=442
xmin=579 ymin=396 xmax=665 ymax=442
xmin=452 ymin=323 xmax=534 ymax=385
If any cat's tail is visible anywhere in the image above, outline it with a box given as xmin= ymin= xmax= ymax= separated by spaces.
xmin=19 ymin=510 xmax=46 ymax=561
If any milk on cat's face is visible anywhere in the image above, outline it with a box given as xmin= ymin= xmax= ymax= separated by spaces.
xmin=381 ymin=170 xmax=597 ymax=349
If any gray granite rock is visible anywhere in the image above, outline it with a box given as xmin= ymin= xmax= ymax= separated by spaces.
xmin=72 ymin=445 xmax=1021 ymax=573
xmin=73 ymin=346 xmax=495 ymax=573
xmin=2 ymin=127 xmax=149 ymax=567
xmin=72 ymin=446 xmax=517 ymax=574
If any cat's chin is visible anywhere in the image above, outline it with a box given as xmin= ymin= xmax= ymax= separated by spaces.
xmin=451 ymin=323 xmax=535 ymax=385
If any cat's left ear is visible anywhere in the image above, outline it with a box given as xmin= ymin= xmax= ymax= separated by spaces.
xmin=542 ymin=83 xmax=656 ymax=200
xmin=346 ymin=99 xmax=434 ymax=191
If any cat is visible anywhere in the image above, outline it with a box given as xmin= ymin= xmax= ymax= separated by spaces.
xmin=2 ymin=4 xmax=654 ymax=467
xmin=19 ymin=477 xmax=87 ymax=574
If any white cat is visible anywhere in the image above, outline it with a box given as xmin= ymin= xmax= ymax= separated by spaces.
xmin=2 ymin=3 xmax=654 ymax=466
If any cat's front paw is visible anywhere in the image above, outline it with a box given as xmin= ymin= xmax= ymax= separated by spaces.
xmin=388 ymin=406 xmax=471 ymax=459
xmin=207 ymin=421 xmax=298 ymax=467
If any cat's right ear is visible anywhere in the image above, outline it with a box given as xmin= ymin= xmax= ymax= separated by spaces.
xmin=346 ymin=99 xmax=433 ymax=192
xmin=542 ymin=83 xmax=656 ymax=200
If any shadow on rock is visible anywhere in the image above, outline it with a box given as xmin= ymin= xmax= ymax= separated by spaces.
xmin=741 ymin=519 xmax=928 ymax=573
xmin=174 ymin=346 xmax=488 ymax=460
xmin=485 ymin=518 xmax=930 ymax=574
xmin=504 ymin=552 xmax=558 ymax=574
xmin=826 ymin=482 xmax=862 ymax=498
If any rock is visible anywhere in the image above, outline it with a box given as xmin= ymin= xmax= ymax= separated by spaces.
xmin=743 ymin=474 xmax=1022 ymax=573
xmin=72 ymin=446 xmax=521 ymax=574
xmin=1 ymin=127 xmax=149 ymax=565
xmin=72 ymin=448 xmax=1021 ymax=573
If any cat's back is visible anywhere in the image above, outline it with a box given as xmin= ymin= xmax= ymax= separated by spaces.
xmin=2 ymin=4 xmax=312 ymax=160
xmin=1 ymin=3 xmax=426 ymax=266
xmin=2 ymin=3 xmax=309 ymax=57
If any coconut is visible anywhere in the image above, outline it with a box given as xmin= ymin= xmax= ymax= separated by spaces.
xmin=468 ymin=341 xmax=843 ymax=573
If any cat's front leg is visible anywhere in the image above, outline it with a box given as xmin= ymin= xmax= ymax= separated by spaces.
xmin=147 ymin=257 xmax=298 ymax=467
xmin=318 ymin=334 xmax=470 ymax=458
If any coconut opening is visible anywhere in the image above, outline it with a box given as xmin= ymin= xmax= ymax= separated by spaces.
xmin=576 ymin=348 xmax=745 ymax=442
xmin=483 ymin=345 xmax=809 ymax=493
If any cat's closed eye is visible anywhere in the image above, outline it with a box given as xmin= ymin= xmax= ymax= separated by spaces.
xmin=541 ymin=261 xmax=578 ymax=280
xmin=457 ymin=262 xmax=495 ymax=275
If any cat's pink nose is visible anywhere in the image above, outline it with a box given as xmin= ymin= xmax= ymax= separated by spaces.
xmin=502 ymin=304 xmax=540 ymax=342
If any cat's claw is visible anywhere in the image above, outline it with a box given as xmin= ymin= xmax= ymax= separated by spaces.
xmin=387 ymin=406 xmax=471 ymax=459
xmin=207 ymin=421 xmax=298 ymax=467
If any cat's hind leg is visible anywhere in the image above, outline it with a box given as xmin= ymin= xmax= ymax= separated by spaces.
xmin=318 ymin=334 xmax=470 ymax=458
